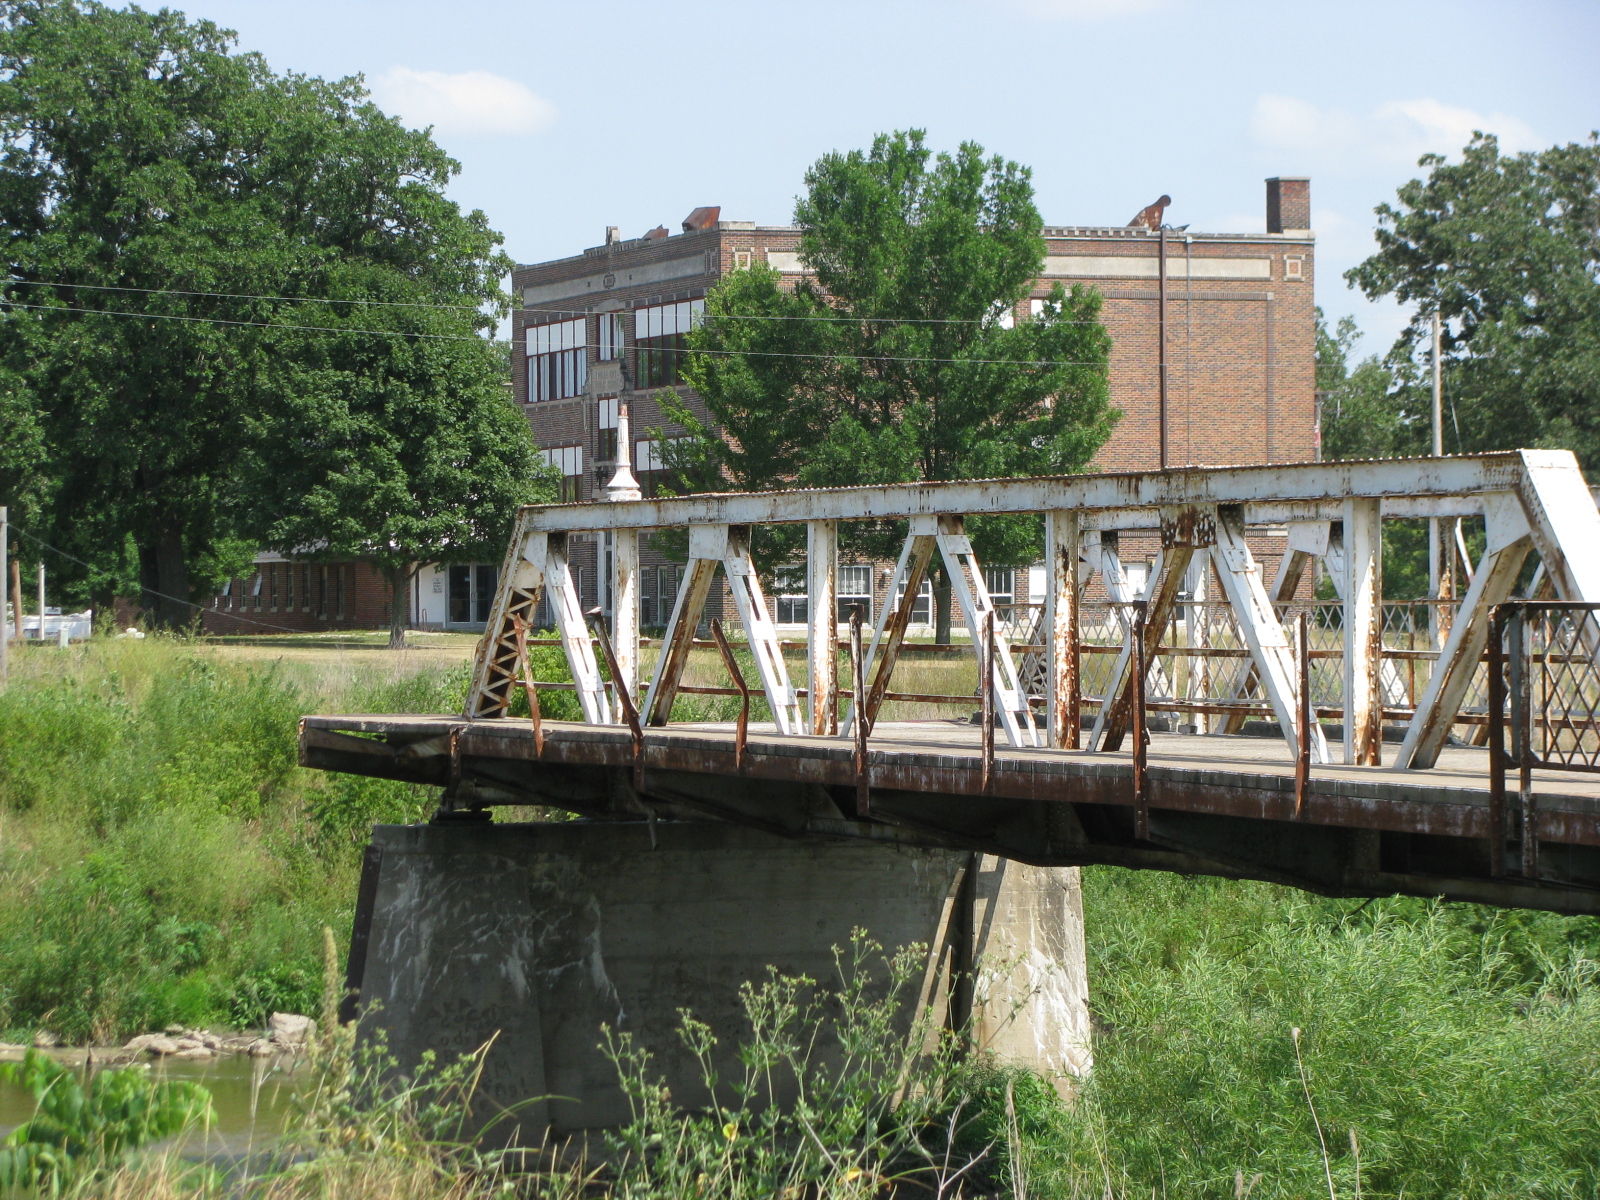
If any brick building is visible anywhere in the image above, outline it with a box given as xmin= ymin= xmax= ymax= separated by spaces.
xmin=503 ymin=178 xmax=1316 ymax=630
xmin=201 ymin=178 xmax=1316 ymax=636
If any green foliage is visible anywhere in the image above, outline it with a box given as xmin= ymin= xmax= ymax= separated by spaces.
xmin=602 ymin=932 xmax=1010 ymax=1198
xmin=0 ymin=1049 xmax=213 ymax=1192
xmin=666 ymin=129 xmax=1115 ymax=636
xmin=1346 ymin=132 xmax=1600 ymax=470
xmin=0 ymin=0 xmax=539 ymax=626
xmin=1037 ymin=868 xmax=1600 ymax=1198
xmin=0 ymin=638 xmax=466 ymax=1041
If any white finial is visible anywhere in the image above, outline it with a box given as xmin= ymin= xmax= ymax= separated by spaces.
xmin=605 ymin=403 xmax=641 ymax=501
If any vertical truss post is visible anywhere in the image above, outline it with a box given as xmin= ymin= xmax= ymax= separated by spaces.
xmin=1510 ymin=611 xmax=1537 ymax=877
xmin=1296 ymin=610 xmax=1311 ymax=815
xmin=981 ymin=609 xmax=995 ymax=791
xmin=1186 ymin=552 xmax=1212 ymax=733
xmin=1044 ymin=509 xmax=1082 ymax=750
xmin=1211 ymin=507 xmax=1330 ymax=763
xmin=1342 ymin=498 xmax=1383 ymax=765
xmin=850 ymin=610 xmax=869 ymax=818
xmin=1487 ymin=605 xmax=1508 ymax=877
xmin=807 ymin=520 xmax=838 ymax=735
xmin=937 ymin=515 xmax=1038 ymax=747
xmin=611 ymin=528 xmax=640 ymax=706
xmin=721 ymin=526 xmax=804 ymax=735
xmin=1398 ymin=495 xmax=1532 ymax=769
xmin=1130 ymin=599 xmax=1148 ymax=839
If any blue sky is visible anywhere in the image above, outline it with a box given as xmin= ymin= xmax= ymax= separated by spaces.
xmin=176 ymin=0 xmax=1596 ymax=356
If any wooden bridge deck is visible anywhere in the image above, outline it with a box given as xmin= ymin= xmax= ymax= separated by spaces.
xmin=301 ymin=713 xmax=1600 ymax=915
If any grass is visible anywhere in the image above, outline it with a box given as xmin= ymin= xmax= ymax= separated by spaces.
xmin=2 ymin=630 xmax=1598 ymax=1196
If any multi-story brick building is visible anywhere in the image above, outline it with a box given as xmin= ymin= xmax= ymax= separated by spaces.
xmin=201 ymin=179 xmax=1315 ymax=636
xmin=504 ymin=178 xmax=1316 ymax=630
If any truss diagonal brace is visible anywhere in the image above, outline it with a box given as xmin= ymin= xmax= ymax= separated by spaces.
xmin=1211 ymin=507 xmax=1330 ymax=764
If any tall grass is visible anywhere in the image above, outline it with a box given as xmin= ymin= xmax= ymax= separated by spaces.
xmin=0 ymin=637 xmax=463 ymax=1041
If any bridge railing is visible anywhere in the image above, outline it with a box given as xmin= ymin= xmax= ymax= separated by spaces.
xmin=467 ymin=451 xmax=1600 ymax=773
xmin=1488 ymin=601 xmax=1600 ymax=876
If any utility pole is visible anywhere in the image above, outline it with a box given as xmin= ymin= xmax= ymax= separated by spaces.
xmin=36 ymin=561 xmax=45 ymax=642
xmin=1 ymin=505 xmax=8 ymax=686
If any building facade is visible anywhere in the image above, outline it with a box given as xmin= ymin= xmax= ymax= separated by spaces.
xmin=505 ymin=179 xmax=1316 ymax=630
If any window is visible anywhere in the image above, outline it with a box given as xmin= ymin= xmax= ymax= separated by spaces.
xmin=836 ymin=564 xmax=873 ymax=624
xmin=598 ymin=313 xmax=625 ymax=361
xmin=597 ymin=396 xmax=619 ymax=461
xmin=542 ymin=445 xmax=584 ymax=502
xmin=984 ymin=567 xmax=1015 ymax=607
xmin=635 ymin=438 xmax=680 ymax=498
xmin=527 ymin=317 xmax=587 ymax=403
xmin=642 ymin=564 xmax=683 ymax=628
xmin=634 ymin=299 xmax=703 ymax=389
xmin=894 ymin=577 xmax=933 ymax=624
xmin=251 ymin=572 xmax=263 ymax=608
xmin=773 ymin=566 xmax=809 ymax=625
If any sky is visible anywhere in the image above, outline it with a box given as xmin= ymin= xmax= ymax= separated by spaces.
xmin=171 ymin=0 xmax=1597 ymax=357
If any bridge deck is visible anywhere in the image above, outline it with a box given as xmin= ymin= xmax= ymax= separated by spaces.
xmin=301 ymin=713 xmax=1600 ymax=914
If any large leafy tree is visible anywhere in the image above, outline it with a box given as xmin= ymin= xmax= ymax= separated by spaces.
xmin=1346 ymin=132 xmax=1600 ymax=470
xmin=0 ymin=0 xmax=544 ymax=630
xmin=666 ymin=130 xmax=1115 ymax=640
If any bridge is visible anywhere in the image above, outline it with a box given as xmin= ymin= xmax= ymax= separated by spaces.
xmin=302 ymin=450 xmax=1600 ymax=915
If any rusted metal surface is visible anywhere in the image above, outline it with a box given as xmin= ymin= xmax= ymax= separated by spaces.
xmin=1295 ymin=611 xmax=1311 ymax=817
xmin=1131 ymin=599 xmax=1148 ymax=838
xmin=589 ymin=611 xmax=643 ymax=787
xmin=851 ymin=610 xmax=869 ymax=818
xmin=709 ymin=618 xmax=750 ymax=769
xmin=298 ymin=711 xmax=1600 ymax=913
xmin=981 ymin=609 xmax=995 ymax=792
xmin=512 ymin=615 xmax=545 ymax=759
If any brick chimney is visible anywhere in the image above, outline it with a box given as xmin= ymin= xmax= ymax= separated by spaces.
xmin=1266 ymin=177 xmax=1311 ymax=234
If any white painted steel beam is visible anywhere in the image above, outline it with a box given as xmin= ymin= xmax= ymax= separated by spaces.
xmin=518 ymin=454 xmax=1534 ymax=532
xmin=937 ymin=516 xmax=1038 ymax=748
xmin=722 ymin=528 xmax=804 ymax=735
xmin=807 ymin=521 xmax=838 ymax=735
xmin=1044 ymin=510 xmax=1081 ymax=750
xmin=1342 ymin=499 xmax=1383 ymax=766
xmin=1211 ymin=508 xmax=1330 ymax=764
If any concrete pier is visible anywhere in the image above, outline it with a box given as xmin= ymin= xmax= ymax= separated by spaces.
xmin=346 ymin=820 xmax=1090 ymax=1140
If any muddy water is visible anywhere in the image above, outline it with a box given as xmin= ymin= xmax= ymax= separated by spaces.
xmin=0 ymin=1053 xmax=305 ymax=1153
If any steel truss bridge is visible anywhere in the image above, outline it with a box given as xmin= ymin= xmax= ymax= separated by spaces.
xmin=302 ymin=450 xmax=1600 ymax=914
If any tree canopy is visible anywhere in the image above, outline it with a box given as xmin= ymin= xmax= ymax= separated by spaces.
xmin=0 ymin=0 xmax=548 ymax=635
xmin=664 ymin=129 xmax=1115 ymax=637
xmin=1345 ymin=132 xmax=1600 ymax=469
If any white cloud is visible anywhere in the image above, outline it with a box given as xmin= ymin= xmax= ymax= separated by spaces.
xmin=1000 ymin=0 xmax=1176 ymax=19
xmin=371 ymin=67 xmax=555 ymax=139
xmin=1250 ymin=93 xmax=1539 ymax=167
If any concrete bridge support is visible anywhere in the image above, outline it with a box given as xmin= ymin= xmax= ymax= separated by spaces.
xmin=345 ymin=820 xmax=1091 ymax=1141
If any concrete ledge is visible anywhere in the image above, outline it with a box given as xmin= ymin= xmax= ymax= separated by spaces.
xmin=349 ymin=820 xmax=1089 ymax=1139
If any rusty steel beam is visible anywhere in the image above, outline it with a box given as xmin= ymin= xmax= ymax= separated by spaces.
xmin=514 ymin=453 xmax=1536 ymax=533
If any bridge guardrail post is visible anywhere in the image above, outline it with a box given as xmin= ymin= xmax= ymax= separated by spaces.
xmin=1486 ymin=604 xmax=1507 ymax=877
xmin=1131 ymin=599 xmax=1148 ymax=839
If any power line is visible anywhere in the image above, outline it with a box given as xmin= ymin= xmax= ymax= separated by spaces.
xmin=0 ymin=297 xmax=1116 ymax=368
xmin=4 ymin=278 xmax=489 ymax=312
xmin=8 ymin=275 xmax=1104 ymax=327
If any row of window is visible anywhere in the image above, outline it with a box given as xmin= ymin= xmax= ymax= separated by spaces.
xmin=215 ymin=563 xmax=348 ymax=620
xmin=771 ymin=566 xmax=1014 ymax=626
xmin=525 ymin=300 xmax=705 ymax=403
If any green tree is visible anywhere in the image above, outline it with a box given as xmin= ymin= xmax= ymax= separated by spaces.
xmin=0 ymin=0 xmax=533 ymax=630
xmin=1346 ymin=132 xmax=1600 ymax=469
xmin=1315 ymin=307 xmax=1420 ymax=463
xmin=665 ymin=130 xmax=1115 ymax=640
xmin=245 ymin=284 xmax=552 ymax=647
